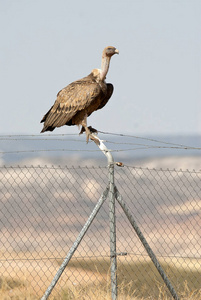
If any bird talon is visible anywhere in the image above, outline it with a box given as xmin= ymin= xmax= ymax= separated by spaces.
xmin=79 ymin=126 xmax=98 ymax=135
xmin=88 ymin=126 xmax=98 ymax=134
xmin=81 ymin=126 xmax=99 ymax=144
xmin=79 ymin=126 xmax=85 ymax=135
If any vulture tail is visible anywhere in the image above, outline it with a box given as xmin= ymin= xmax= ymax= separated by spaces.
xmin=40 ymin=126 xmax=55 ymax=133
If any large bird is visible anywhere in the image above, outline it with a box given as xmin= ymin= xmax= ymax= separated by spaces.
xmin=40 ymin=46 xmax=119 ymax=142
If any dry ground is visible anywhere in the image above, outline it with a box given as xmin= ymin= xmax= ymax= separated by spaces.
xmin=1 ymin=254 xmax=201 ymax=299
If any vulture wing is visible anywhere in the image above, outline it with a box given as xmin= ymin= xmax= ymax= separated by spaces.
xmin=95 ymin=83 xmax=113 ymax=111
xmin=41 ymin=74 xmax=103 ymax=132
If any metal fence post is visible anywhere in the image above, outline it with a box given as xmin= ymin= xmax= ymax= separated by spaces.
xmin=108 ymin=150 xmax=117 ymax=300
xmin=96 ymin=138 xmax=117 ymax=300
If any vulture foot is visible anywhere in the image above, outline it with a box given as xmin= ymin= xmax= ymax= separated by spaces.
xmin=79 ymin=126 xmax=99 ymax=144
xmin=79 ymin=126 xmax=98 ymax=135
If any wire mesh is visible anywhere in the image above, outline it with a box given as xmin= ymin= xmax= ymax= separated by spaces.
xmin=0 ymin=164 xmax=201 ymax=299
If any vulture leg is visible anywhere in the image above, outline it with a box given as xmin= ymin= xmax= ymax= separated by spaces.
xmin=80 ymin=117 xmax=91 ymax=143
xmin=80 ymin=117 xmax=99 ymax=144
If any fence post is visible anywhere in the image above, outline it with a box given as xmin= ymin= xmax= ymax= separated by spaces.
xmin=96 ymin=138 xmax=117 ymax=300
xmin=108 ymin=149 xmax=117 ymax=300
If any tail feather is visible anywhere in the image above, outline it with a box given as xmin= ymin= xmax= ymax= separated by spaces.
xmin=40 ymin=126 xmax=55 ymax=133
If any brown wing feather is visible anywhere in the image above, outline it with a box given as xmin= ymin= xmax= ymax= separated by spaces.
xmin=86 ymin=83 xmax=114 ymax=118
xmin=40 ymin=73 xmax=104 ymax=132
xmin=95 ymin=83 xmax=113 ymax=111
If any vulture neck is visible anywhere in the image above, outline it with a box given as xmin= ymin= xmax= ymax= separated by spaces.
xmin=100 ymin=55 xmax=111 ymax=81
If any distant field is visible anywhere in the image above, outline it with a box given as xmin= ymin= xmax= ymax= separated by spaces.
xmin=1 ymin=258 xmax=201 ymax=299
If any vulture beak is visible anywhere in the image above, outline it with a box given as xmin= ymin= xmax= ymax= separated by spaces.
xmin=115 ymin=49 xmax=119 ymax=54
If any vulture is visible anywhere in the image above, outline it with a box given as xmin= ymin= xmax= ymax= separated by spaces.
xmin=40 ymin=46 xmax=119 ymax=142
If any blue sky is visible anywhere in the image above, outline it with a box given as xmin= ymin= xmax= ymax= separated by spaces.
xmin=1 ymin=0 xmax=200 ymax=135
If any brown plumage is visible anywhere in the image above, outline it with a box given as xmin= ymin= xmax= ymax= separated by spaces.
xmin=40 ymin=46 xmax=119 ymax=141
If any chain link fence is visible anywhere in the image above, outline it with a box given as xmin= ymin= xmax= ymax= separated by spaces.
xmin=0 ymin=164 xmax=201 ymax=299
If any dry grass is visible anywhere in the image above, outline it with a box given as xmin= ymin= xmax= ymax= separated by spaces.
xmin=0 ymin=276 xmax=201 ymax=300
xmin=0 ymin=276 xmax=35 ymax=300
xmin=65 ymin=258 xmax=201 ymax=299
xmin=1 ymin=258 xmax=201 ymax=299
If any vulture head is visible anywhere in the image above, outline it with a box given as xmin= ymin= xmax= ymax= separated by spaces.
xmin=103 ymin=46 xmax=119 ymax=58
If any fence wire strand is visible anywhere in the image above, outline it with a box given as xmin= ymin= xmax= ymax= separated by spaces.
xmin=1 ymin=132 xmax=201 ymax=155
